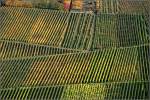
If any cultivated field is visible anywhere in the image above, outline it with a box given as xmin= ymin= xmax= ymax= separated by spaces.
xmin=0 ymin=0 xmax=150 ymax=99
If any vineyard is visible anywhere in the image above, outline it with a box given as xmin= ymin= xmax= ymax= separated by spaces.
xmin=96 ymin=0 xmax=149 ymax=14
xmin=1 ymin=45 xmax=150 ymax=99
xmin=0 ymin=7 xmax=149 ymax=50
xmin=0 ymin=0 xmax=150 ymax=100
xmin=0 ymin=40 xmax=79 ymax=59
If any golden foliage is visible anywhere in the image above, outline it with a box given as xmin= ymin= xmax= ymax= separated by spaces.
xmin=5 ymin=0 xmax=32 ymax=7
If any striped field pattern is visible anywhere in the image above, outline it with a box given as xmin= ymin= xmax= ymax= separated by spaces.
xmin=0 ymin=7 xmax=70 ymax=46
xmin=96 ymin=0 xmax=149 ymax=14
xmin=0 ymin=81 xmax=149 ymax=100
xmin=1 ymin=48 xmax=149 ymax=98
xmin=0 ymin=1 xmax=150 ymax=99
xmin=93 ymin=13 xmax=150 ymax=49
xmin=1 ymin=45 xmax=149 ymax=98
xmin=0 ymin=40 xmax=79 ymax=59
xmin=0 ymin=7 xmax=149 ymax=50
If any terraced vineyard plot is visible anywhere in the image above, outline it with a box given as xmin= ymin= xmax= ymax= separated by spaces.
xmin=93 ymin=14 xmax=118 ymax=49
xmin=0 ymin=40 xmax=79 ymax=59
xmin=118 ymin=0 xmax=150 ymax=14
xmin=0 ymin=7 xmax=70 ymax=46
xmin=1 ymin=45 xmax=149 ymax=89
xmin=100 ymin=0 xmax=119 ymax=13
xmin=117 ymin=14 xmax=149 ymax=47
xmin=0 ymin=1 xmax=150 ymax=99
xmin=93 ymin=14 xmax=150 ymax=49
xmin=0 ymin=7 xmax=95 ymax=50
xmin=137 ymin=44 xmax=150 ymax=81
xmin=0 ymin=85 xmax=64 ymax=100
xmin=1 ymin=7 xmax=149 ymax=51
xmin=61 ymin=13 xmax=94 ymax=50
xmin=96 ymin=0 xmax=149 ymax=14
xmin=63 ymin=82 xmax=149 ymax=100
xmin=0 ymin=81 xmax=149 ymax=100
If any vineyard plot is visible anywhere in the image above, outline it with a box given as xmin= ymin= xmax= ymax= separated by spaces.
xmin=1 ymin=45 xmax=149 ymax=89
xmin=0 ymin=2 xmax=150 ymax=99
xmin=93 ymin=14 xmax=150 ymax=49
xmin=1 ymin=7 xmax=149 ymax=51
xmin=60 ymin=13 xmax=94 ymax=50
xmin=0 ymin=7 xmax=70 ymax=46
xmin=96 ymin=0 xmax=149 ymax=14
xmin=0 ymin=80 xmax=149 ymax=99
xmin=0 ymin=40 xmax=79 ymax=59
